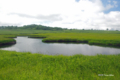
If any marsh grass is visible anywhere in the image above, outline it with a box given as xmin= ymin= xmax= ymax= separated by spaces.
xmin=0 ymin=38 xmax=16 ymax=45
xmin=0 ymin=30 xmax=120 ymax=47
xmin=0 ymin=28 xmax=120 ymax=80
xmin=28 ymin=33 xmax=120 ymax=47
xmin=0 ymin=50 xmax=120 ymax=80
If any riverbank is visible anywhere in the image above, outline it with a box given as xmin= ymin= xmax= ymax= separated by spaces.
xmin=0 ymin=50 xmax=120 ymax=80
xmin=0 ymin=30 xmax=120 ymax=48
xmin=0 ymin=38 xmax=16 ymax=47
xmin=28 ymin=33 xmax=120 ymax=47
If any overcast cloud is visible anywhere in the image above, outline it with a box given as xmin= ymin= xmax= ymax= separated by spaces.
xmin=0 ymin=0 xmax=120 ymax=30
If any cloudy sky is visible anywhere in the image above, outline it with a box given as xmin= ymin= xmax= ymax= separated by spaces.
xmin=0 ymin=0 xmax=120 ymax=30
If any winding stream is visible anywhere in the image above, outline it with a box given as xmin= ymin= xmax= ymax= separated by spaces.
xmin=0 ymin=36 xmax=120 ymax=55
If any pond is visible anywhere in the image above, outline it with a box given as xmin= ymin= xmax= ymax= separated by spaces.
xmin=0 ymin=36 xmax=120 ymax=55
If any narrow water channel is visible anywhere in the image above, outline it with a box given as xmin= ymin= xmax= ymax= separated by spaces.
xmin=0 ymin=36 xmax=120 ymax=55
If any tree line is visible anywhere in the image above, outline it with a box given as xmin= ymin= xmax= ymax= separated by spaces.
xmin=0 ymin=24 xmax=67 ymax=31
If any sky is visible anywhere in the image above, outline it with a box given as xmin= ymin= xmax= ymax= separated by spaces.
xmin=0 ymin=0 xmax=120 ymax=30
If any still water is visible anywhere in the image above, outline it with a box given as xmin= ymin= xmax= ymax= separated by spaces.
xmin=0 ymin=36 xmax=120 ymax=55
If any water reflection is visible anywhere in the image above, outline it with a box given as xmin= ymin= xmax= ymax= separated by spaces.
xmin=0 ymin=36 xmax=120 ymax=55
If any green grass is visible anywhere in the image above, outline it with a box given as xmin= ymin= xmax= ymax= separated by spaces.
xmin=0 ymin=29 xmax=64 ymax=35
xmin=0 ymin=50 xmax=120 ymax=80
xmin=0 ymin=37 xmax=16 ymax=45
xmin=28 ymin=33 xmax=120 ymax=47
xmin=0 ymin=29 xmax=120 ymax=47
xmin=0 ymin=29 xmax=120 ymax=80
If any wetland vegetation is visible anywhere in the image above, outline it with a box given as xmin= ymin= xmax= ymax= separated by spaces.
xmin=0 ymin=50 xmax=120 ymax=80
xmin=0 ymin=24 xmax=120 ymax=80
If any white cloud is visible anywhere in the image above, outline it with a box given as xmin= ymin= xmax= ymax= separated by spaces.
xmin=108 ymin=0 xmax=111 ymax=3
xmin=0 ymin=0 xmax=120 ymax=30
xmin=105 ymin=4 xmax=114 ymax=10
xmin=104 ymin=0 xmax=118 ymax=10
xmin=113 ymin=1 xmax=118 ymax=7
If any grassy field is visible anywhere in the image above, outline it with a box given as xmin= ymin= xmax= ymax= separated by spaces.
xmin=0 ymin=50 xmax=120 ymax=80
xmin=0 ymin=29 xmax=120 ymax=80
xmin=28 ymin=32 xmax=120 ymax=47
xmin=1 ymin=29 xmax=120 ymax=47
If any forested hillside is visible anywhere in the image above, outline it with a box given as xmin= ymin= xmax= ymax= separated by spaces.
xmin=0 ymin=24 xmax=67 ymax=31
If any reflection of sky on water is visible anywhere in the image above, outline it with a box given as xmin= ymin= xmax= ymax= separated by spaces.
xmin=0 ymin=37 xmax=120 ymax=56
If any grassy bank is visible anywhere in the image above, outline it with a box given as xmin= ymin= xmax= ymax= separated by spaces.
xmin=0 ymin=38 xmax=16 ymax=46
xmin=0 ymin=50 xmax=120 ymax=80
xmin=28 ymin=33 xmax=120 ymax=47
xmin=0 ymin=29 xmax=120 ymax=47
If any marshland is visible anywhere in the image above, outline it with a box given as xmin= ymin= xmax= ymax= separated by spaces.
xmin=0 ymin=25 xmax=120 ymax=80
